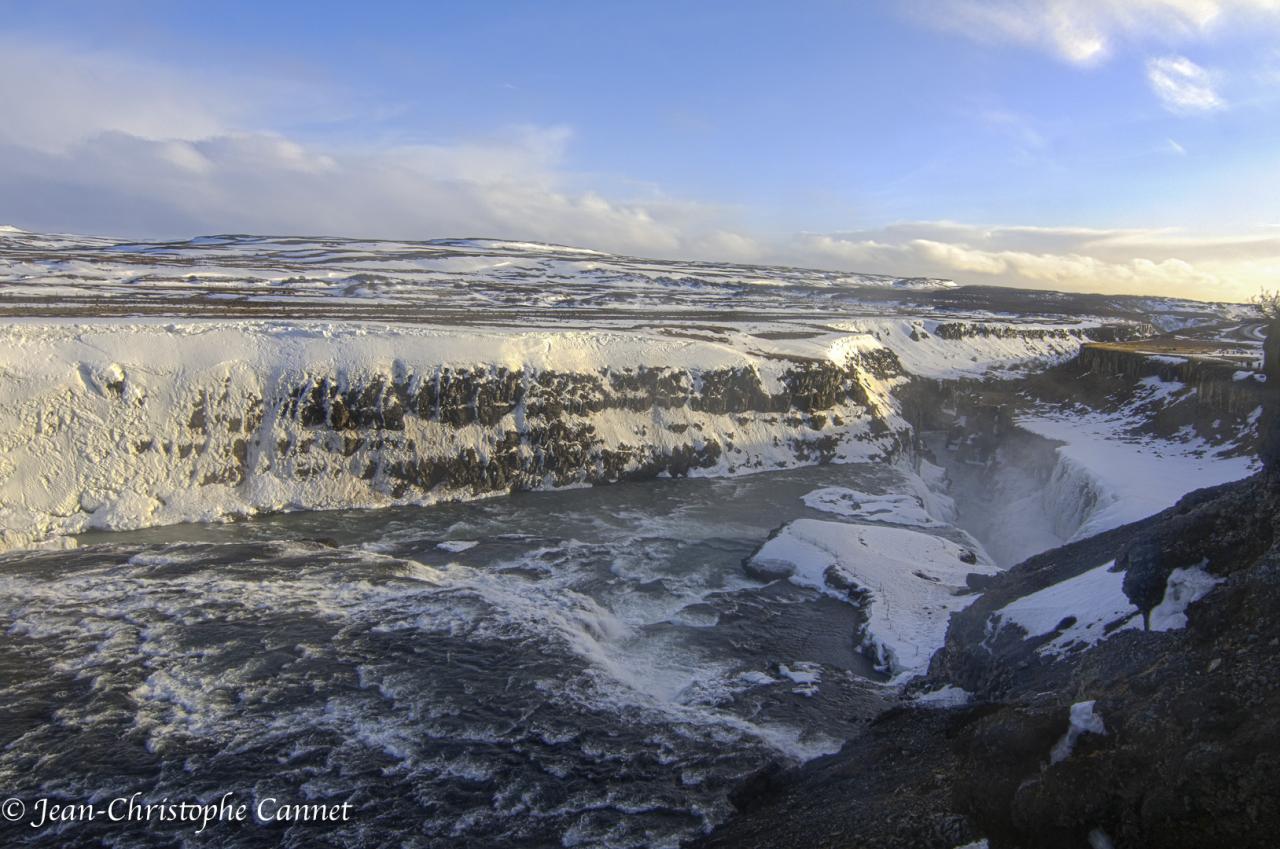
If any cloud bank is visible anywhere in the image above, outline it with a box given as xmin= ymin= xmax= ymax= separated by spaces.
xmin=793 ymin=222 xmax=1278 ymax=301
xmin=0 ymin=40 xmax=738 ymax=259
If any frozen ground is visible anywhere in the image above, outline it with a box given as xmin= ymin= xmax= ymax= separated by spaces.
xmin=0 ymin=226 xmax=1250 ymax=329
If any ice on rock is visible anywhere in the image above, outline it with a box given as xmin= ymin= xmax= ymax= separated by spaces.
xmin=777 ymin=662 xmax=822 ymax=697
xmin=1050 ymin=700 xmax=1107 ymax=764
xmin=1088 ymin=829 xmax=1116 ymax=849
xmin=913 ymin=685 xmax=974 ymax=708
xmin=1149 ymin=562 xmax=1222 ymax=632
xmin=437 ymin=540 xmax=479 ymax=553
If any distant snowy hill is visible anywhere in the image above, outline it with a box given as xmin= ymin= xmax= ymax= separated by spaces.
xmin=0 ymin=230 xmax=957 ymax=320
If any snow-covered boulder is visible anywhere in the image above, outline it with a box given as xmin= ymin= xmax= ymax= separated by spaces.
xmin=745 ymin=518 xmax=996 ymax=681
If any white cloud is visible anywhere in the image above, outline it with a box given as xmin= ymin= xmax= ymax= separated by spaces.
xmin=0 ymin=129 xmax=723 ymax=256
xmin=912 ymin=1 xmax=1280 ymax=65
xmin=0 ymin=40 xmax=294 ymax=151
xmin=1146 ymin=55 xmax=1226 ymax=111
xmin=0 ymin=40 xmax=744 ymax=259
xmin=791 ymin=222 xmax=1278 ymax=301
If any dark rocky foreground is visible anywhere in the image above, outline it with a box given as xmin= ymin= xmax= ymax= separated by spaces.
xmin=695 ymin=471 xmax=1280 ymax=849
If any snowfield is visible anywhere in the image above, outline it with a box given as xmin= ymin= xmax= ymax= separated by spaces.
xmin=989 ymin=559 xmax=1224 ymax=658
xmin=991 ymin=561 xmax=1142 ymax=656
xmin=802 ymin=486 xmax=945 ymax=527
xmin=828 ymin=317 xmax=1101 ymax=380
xmin=0 ymin=228 xmax=955 ymax=319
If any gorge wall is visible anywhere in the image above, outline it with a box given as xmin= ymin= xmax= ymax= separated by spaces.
xmin=900 ymin=340 xmax=1263 ymax=568
xmin=0 ymin=322 xmax=913 ymax=550
xmin=0 ymin=319 xmax=1145 ymax=550
xmin=1076 ymin=343 xmax=1265 ymax=421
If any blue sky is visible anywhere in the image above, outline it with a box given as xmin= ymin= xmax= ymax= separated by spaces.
xmin=1 ymin=0 xmax=1278 ymax=299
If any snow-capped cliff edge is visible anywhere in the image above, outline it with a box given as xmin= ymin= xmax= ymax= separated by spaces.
xmin=0 ymin=318 xmax=1109 ymax=550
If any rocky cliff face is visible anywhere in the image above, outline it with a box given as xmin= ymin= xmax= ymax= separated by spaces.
xmin=1077 ymin=343 xmax=1265 ymax=421
xmin=266 ymin=355 xmax=899 ymax=499
xmin=0 ymin=322 xmax=927 ymax=549
xmin=2 ymin=316 xmax=1140 ymax=550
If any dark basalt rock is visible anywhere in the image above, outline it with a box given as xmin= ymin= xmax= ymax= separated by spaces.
xmin=823 ymin=564 xmax=858 ymax=593
xmin=727 ymin=762 xmax=787 ymax=812
xmin=743 ymin=558 xmax=794 ymax=582
xmin=851 ymin=347 xmax=906 ymax=381
xmin=609 ymin=366 xmax=691 ymax=409
xmin=1076 ymin=344 xmax=1265 ymax=421
xmin=934 ymin=323 xmax=1087 ymax=342
xmin=474 ymin=367 xmax=524 ymax=424
xmin=1119 ymin=540 xmax=1166 ymax=629
xmin=242 ymin=358 xmax=895 ymax=503
xmin=791 ymin=433 xmax=841 ymax=463
xmin=690 ymin=367 xmax=774 ymax=413
xmin=188 ymin=395 xmax=209 ymax=430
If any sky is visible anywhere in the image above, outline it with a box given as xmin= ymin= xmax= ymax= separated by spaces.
xmin=1 ymin=0 xmax=1278 ymax=301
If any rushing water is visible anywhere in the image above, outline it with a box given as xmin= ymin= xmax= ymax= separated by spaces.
xmin=0 ymin=464 xmax=953 ymax=849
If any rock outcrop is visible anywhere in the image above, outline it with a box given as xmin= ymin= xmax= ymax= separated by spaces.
xmin=1077 ymin=343 xmax=1265 ymax=420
